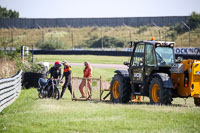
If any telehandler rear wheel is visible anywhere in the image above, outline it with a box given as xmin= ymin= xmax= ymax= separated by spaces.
xmin=149 ymin=77 xmax=172 ymax=105
xmin=110 ymin=74 xmax=131 ymax=103
xmin=194 ymin=98 xmax=200 ymax=106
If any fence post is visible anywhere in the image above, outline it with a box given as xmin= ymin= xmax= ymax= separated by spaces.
xmin=21 ymin=46 xmax=24 ymax=62
xmin=100 ymin=75 xmax=102 ymax=101
xmin=42 ymin=31 xmax=44 ymax=42
xmin=32 ymin=45 xmax=34 ymax=63
xmin=11 ymin=30 xmax=13 ymax=47
xmin=85 ymin=78 xmax=88 ymax=98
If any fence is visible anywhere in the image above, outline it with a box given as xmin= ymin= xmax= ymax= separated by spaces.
xmin=0 ymin=16 xmax=188 ymax=28
xmin=1 ymin=27 xmax=200 ymax=49
xmin=71 ymin=76 xmax=110 ymax=101
xmin=0 ymin=70 xmax=22 ymax=112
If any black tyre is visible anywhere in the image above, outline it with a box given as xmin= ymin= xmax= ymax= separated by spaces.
xmin=110 ymin=74 xmax=131 ymax=103
xmin=48 ymin=87 xmax=53 ymax=98
xmin=53 ymin=88 xmax=60 ymax=100
xmin=38 ymin=92 xmax=44 ymax=99
xmin=194 ymin=98 xmax=200 ymax=106
xmin=149 ymin=77 xmax=172 ymax=105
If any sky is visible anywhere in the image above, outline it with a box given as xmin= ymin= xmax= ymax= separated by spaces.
xmin=0 ymin=0 xmax=200 ymax=18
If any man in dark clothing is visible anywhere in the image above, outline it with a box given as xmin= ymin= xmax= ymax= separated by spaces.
xmin=37 ymin=61 xmax=61 ymax=94
xmin=48 ymin=61 xmax=62 ymax=80
xmin=60 ymin=60 xmax=73 ymax=98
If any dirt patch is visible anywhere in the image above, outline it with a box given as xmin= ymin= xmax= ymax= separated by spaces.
xmin=0 ymin=59 xmax=17 ymax=78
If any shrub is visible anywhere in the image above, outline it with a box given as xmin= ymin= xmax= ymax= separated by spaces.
xmin=173 ymin=24 xmax=186 ymax=34
xmin=168 ymin=31 xmax=178 ymax=41
xmin=0 ymin=50 xmax=6 ymax=59
xmin=16 ymin=60 xmax=43 ymax=73
xmin=36 ymin=39 xmax=66 ymax=50
xmin=0 ymin=50 xmax=18 ymax=60
xmin=87 ymin=36 xmax=125 ymax=48
xmin=137 ymin=26 xmax=148 ymax=34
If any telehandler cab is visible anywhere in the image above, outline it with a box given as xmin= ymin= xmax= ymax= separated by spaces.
xmin=110 ymin=40 xmax=200 ymax=106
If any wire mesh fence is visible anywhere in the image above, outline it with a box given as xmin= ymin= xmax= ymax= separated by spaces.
xmin=71 ymin=76 xmax=110 ymax=101
xmin=1 ymin=27 xmax=200 ymax=49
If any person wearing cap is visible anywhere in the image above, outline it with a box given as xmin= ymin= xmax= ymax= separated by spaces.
xmin=60 ymin=60 xmax=72 ymax=98
xmin=79 ymin=61 xmax=92 ymax=99
xmin=48 ymin=61 xmax=62 ymax=80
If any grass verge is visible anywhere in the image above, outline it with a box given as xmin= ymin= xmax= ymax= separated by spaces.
xmin=34 ymin=55 xmax=129 ymax=64
xmin=0 ymin=89 xmax=200 ymax=133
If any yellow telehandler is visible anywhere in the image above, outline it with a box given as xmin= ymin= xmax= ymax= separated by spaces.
xmin=110 ymin=40 xmax=200 ymax=106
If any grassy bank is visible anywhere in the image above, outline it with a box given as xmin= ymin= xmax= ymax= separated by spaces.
xmin=0 ymin=89 xmax=200 ymax=133
xmin=1 ymin=26 xmax=200 ymax=48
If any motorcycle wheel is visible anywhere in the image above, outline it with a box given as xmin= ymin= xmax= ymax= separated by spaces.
xmin=48 ymin=87 xmax=53 ymax=98
xmin=54 ymin=88 xmax=60 ymax=100
xmin=38 ymin=92 xmax=44 ymax=98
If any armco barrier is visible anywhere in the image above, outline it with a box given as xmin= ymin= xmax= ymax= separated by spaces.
xmin=0 ymin=70 xmax=22 ymax=112
xmin=32 ymin=49 xmax=132 ymax=56
xmin=31 ymin=50 xmax=200 ymax=59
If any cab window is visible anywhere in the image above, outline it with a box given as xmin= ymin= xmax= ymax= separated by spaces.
xmin=145 ymin=44 xmax=156 ymax=66
xmin=132 ymin=44 xmax=145 ymax=66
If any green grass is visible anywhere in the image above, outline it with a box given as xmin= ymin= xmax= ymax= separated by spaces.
xmin=35 ymin=55 xmax=129 ymax=64
xmin=0 ymin=89 xmax=200 ymax=133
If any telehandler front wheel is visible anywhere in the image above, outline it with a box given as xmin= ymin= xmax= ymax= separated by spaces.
xmin=149 ymin=77 xmax=172 ymax=105
xmin=110 ymin=74 xmax=131 ymax=103
xmin=194 ymin=98 xmax=200 ymax=106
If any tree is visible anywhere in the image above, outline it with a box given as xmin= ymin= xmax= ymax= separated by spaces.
xmin=187 ymin=11 xmax=200 ymax=29
xmin=0 ymin=6 xmax=19 ymax=18
xmin=173 ymin=12 xmax=200 ymax=34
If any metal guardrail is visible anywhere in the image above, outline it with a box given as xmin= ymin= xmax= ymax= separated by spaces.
xmin=0 ymin=70 xmax=22 ymax=112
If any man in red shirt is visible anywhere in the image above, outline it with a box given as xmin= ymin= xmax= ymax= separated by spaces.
xmin=79 ymin=61 xmax=92 ymax=99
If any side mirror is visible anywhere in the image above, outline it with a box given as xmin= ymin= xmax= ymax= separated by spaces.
xmin=176 ymin=56 xmax=183 ymax=63
xmin=124 ymin=62 xmax=130 ymax=66
xmin=129 ymin=41 xmax=133 ymax=48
